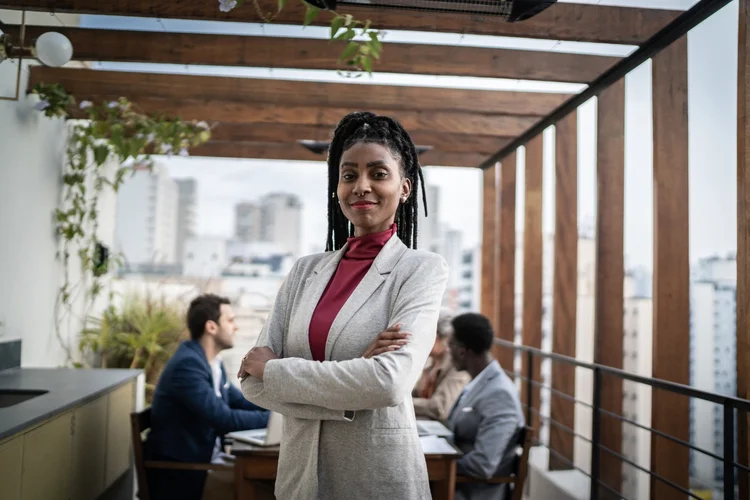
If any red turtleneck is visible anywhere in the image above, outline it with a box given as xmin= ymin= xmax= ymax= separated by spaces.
xmin=308 ymin=224 xmax=396 ymax=362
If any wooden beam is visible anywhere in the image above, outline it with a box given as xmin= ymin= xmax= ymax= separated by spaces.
xmin=521 ymin=135 xmax=544 ymax=433
xmin=481 ymin=165 xmax=498 ymax=320
xmin=549 ymin=112 xmax=578 ymax=472
xmin=189 ymin=141 xmax=485 ymax=167
xmin=595 ymin=79 xmax=625 ymax=498
xmin=651 ymin=36 xmax=690 ymax=500
xmin=738 ymin=2 xmax=750 ymax=496
xmin=208 ymin=123 xmax=513 ymax=155
xmin=67 ymin=96 xmax=537 ymax=137
xmin=7 ymin=26 xmax=620 ymax=83
xmin=29 ymin=67 xmax=569 ymax=117
xmin=3 ymin=1 xmax=680 ymax=45
xmin=493 ymin=151 xmax=516 ymax=371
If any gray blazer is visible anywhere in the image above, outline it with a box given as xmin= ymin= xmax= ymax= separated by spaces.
xmin=447 ymin=361 xmax=525 ymax=500
xmin=241 ymin=234 xmax=448 ymax=500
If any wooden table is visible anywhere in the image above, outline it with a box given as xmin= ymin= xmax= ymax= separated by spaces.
xmin=231 ymin=440 xmax=463 ymax=500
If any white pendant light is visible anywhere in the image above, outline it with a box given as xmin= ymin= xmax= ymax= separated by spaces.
xmin=34 ymin=32 xmax=73 ymax=67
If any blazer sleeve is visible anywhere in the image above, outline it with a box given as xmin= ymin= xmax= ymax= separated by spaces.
xmin=171 ymin=356 xmax=269 ymax=434
xmin=412 ymin=368 xmax=470 ymax=422
xmin=259 ymin=255 xmax=449 ymax=411
xmin=241 ymin=260 xmax=354 ymax=421
xmin=456 ymin=387 xmax=522 ymax=479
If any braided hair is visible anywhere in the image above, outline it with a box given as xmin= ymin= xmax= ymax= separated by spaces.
xmin=325 ymin=111 xmax=428 ymax=251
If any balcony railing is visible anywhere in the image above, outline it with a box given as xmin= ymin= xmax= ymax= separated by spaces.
xmin=494 ymin=338 xmax=750 ymax=500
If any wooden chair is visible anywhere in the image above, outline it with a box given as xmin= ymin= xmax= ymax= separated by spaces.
xmin=130 ymin=407 xmax=232 ymax=500
xmin=455 ymin=426 xmax=533 ymax=500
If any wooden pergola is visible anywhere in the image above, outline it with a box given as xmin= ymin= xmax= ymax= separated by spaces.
xmin=2 ymin=0 xmax=749 ymax=498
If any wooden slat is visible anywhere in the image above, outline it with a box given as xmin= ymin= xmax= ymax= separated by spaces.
xmin=493 ymin=151 xmax=516 ymax=371
xmin=67 ymin=96 xmax=537 ymax=137
xmin=481 ymin=165 xmax=498 ymax=319
xmin=4 ymin=1 xmax=681 ymax=45
xmin=521 ymin=135 xmax=544 ymax=433
xmin=29 ymin=67 xmax=570 ymax=117
xmin=6 ymin=26 xmax=620 ymax=83
xmin=208 ymin=123 xmax=513 ymax=155
xmin=190 ymin=141 xmax=485 ymax=167
xmin=650 ymin=36 xmax=690 ymax=500
xmin=595 ymin=80 xmax=625 ymax=497
xmin=738 ymin=3 xmax=750 ymax=497
xmin=549 ymin=112 xmax=578 ymax=471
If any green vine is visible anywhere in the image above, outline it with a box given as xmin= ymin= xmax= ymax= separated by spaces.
xmin=222 ymin=0 xmax=382 ymax=74
xmin=31 ymin=82 xmax=212 ymax=366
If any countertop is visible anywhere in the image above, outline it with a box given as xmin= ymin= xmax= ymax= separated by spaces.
xmin=0 ymin=367 xmax=141 ymax=441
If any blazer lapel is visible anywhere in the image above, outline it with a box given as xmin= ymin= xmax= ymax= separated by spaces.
xmin=324 ymin=234 xmax=407 ymax=360
xmin=294 ymin=247 xmax=347 ymax=360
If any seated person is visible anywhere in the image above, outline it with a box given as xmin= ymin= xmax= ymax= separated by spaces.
xmin=412 ymin=309 xmax=471 ymax=422
xmin=147 ymin=294 xmax=270 ymax=500
xmin=446 ymin=312 xmax=525 ymax=500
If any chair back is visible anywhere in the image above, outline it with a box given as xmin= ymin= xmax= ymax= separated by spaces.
xmin=130 ymin=408 xmax=153 ymax=500
xmin=511 ymin=426 xmax=533 ymax=500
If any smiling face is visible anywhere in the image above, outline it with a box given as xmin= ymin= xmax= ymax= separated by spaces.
xmin=337 ymin=142 xmax=412 ymax=237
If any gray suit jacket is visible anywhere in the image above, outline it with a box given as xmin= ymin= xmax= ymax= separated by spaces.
xmin=448 ymin=361 xmax=525 ymax=500
xmin=241 ymin=234 xmax=448 ymax=500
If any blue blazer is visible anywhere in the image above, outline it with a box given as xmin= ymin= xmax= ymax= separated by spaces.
xmin=147 ymin=340 xmax=269 ymax=500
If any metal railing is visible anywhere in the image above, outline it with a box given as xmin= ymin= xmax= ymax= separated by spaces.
xmin=494 ymin=338 xmax=750 ymax=500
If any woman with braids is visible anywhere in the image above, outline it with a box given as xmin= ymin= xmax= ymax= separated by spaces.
xmin=237 ymin=111 xmax=448 ymax=499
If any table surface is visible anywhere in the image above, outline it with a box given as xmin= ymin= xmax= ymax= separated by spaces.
xmin=231 ymin=435 xmax=464 ymax=458
xmin=0 ymin=367 xmax=141 ymax=440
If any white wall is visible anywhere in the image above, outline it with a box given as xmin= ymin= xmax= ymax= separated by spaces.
xmin=0 ymin=75 xmax=116 ymax=367
xmin=0 ymin=12 xmax=119 ymax=366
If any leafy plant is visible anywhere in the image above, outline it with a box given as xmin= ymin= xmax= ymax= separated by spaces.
xmin=31 ymin=82 xmax=212 ymax=365
xmin=221 ymin=0 xmax=383 ymax=74
xmin=80 ymin=295 xmax=187 ymax=401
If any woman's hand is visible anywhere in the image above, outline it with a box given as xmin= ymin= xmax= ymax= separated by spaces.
xmin=362 ymin=324 xmax=411 ymax=358
xmin=237 ymin=346 xmax=278 ymax=381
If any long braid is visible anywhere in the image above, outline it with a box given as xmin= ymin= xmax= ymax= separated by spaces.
xmin=325 ymin=111 xmax=427 ymax=251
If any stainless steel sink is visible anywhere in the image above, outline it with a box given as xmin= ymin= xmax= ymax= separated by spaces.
xmin=0 ymin=389 xmax=48 ymax=408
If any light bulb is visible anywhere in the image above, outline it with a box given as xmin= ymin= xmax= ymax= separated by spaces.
xmin=34 ymin=32 xmax=73 ymax=67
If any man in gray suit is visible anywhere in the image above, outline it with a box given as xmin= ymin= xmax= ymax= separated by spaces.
xmin=447 ymin=313 xmax=525 ymax=500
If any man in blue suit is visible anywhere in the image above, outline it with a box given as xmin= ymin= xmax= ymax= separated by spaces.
xmin=147 ymin=294 xmax=269 ymax=500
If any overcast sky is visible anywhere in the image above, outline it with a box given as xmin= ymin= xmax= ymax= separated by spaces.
xmin=72 ymin=0 xmax=739 ymax=267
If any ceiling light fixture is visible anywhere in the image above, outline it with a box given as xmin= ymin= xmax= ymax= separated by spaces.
xmin=0 ymin=12 xmax=74 ymax=101
xmin=298 ymin=140 xmax=433 ymax=156
xmin=303 ymin=0 xmax=557 ymax=21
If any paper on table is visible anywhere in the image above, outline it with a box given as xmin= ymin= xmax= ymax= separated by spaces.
xmin=420 ymin=435 xmax=459 ymax=455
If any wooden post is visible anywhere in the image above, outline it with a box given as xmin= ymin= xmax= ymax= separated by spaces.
xmin=481 ymin=165 xmax=498 ymax=321
xmin=595 ymin=80 xmax=626 ymax=497
xmin=494 ymin=153 xmax=517 ymax=372
xmin=522 ymin=136 xmax=544 ymax=432
xmin=651 ymin=35 xmax=691 ymax=500
xmin=737 ymin=1 xmax=750 ymax=496
xmin=549 ymin=112 xmax=578 ymax=471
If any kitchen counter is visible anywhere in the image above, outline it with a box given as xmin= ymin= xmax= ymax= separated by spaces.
xmin=0 ymin=367 xmax=141 ymax=441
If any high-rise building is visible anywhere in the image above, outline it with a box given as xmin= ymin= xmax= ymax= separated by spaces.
xmin=234 ymin=193 xmax=303 ymax=257
xmin=115 ymin=163 xmax=178 ymax=266
xmin=260 ymin=193 xmax=303 ymax=257
xmin=689 ymin=256 xmax=737 ymax=493
xmin=418 ymin=184 xmax=441 ymax=253
xmin=235 ymin=202 xmax=262 ymax=242
xmin=621 ymin=272 xmax=653 ymax=500
xmin=457 ymin=247 xmax=480 ymax=312
xmin=174 ymin=178 xmax=197 ymax=263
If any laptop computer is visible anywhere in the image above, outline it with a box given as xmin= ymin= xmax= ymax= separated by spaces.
xmin=227 ymin=411 xmax=283 ymax=447
xmin=416 ymin=420 xmax=453 ymax=438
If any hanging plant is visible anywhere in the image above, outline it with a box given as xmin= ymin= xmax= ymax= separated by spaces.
xmin=31 ymin=82 xmax=212 ymax=365
xmin=220 ymin=0 xmax=383 ymax=74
